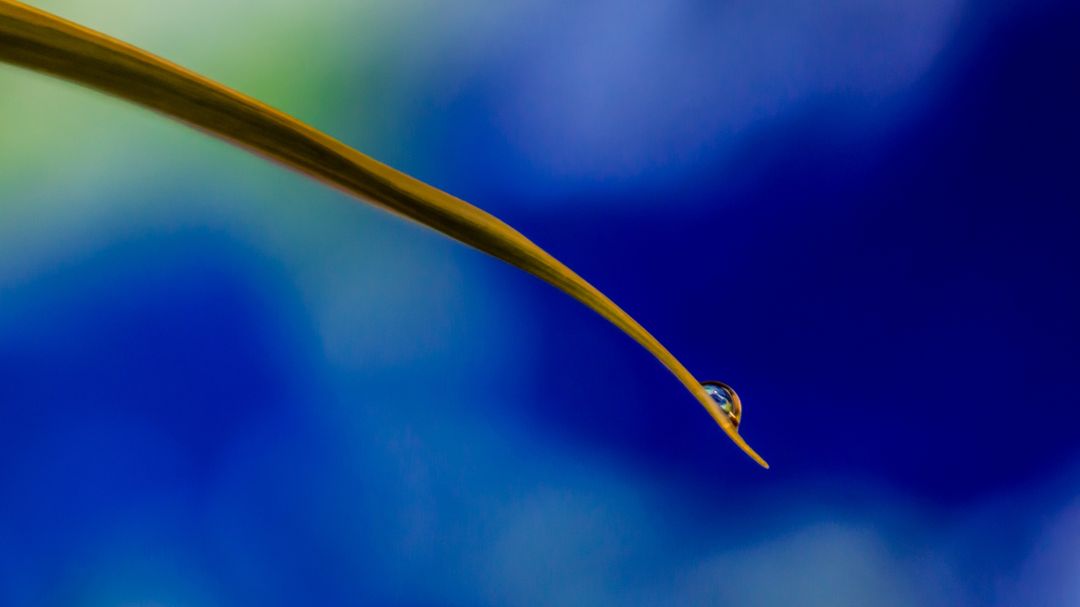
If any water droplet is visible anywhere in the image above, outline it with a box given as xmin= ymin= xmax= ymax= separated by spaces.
xmin=702 ymin=381 xmax=741 ymax=429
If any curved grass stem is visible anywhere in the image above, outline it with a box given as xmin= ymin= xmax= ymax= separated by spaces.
xmin=0 ymin=0 xmax=768 ymax=468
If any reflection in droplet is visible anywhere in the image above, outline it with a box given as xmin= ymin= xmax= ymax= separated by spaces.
xmin=701 ymin=381 xmax=742 ymax=430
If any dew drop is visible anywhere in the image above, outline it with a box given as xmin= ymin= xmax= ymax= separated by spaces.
xmin=701 ymin=380 xmax=742 ymax=430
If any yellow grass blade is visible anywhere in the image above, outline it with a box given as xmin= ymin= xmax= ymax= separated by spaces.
xmin=0 ymin=0 xmax=768 ymax=468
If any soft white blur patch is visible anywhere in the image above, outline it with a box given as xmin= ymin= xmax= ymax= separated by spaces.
xmin=675 ymin=523 xmax=948 ymax=607
xmin=1003 ymin=494 xmax=1080 ymax=606
xmin=476 ymin=481 xmax=649 ymax=606
xmin=376 ymin=0 xmax=961 ymax=197
xmin=495 ymin=0 xmax=962 ymax=185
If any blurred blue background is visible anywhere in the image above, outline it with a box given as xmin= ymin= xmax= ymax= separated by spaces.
xmin=1 ymin=0 xmax=1078 ymax=604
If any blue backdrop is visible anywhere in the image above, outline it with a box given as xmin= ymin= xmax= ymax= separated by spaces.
xmin=1 ymin=0 xmax=1077 ymax=604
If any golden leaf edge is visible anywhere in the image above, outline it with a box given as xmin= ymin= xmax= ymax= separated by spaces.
xmin=0 ymin=0 xmax=768 ymax=468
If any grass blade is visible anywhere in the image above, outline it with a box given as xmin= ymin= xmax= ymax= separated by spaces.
xmin=0 ymin=0 xmax=768 ymax=468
